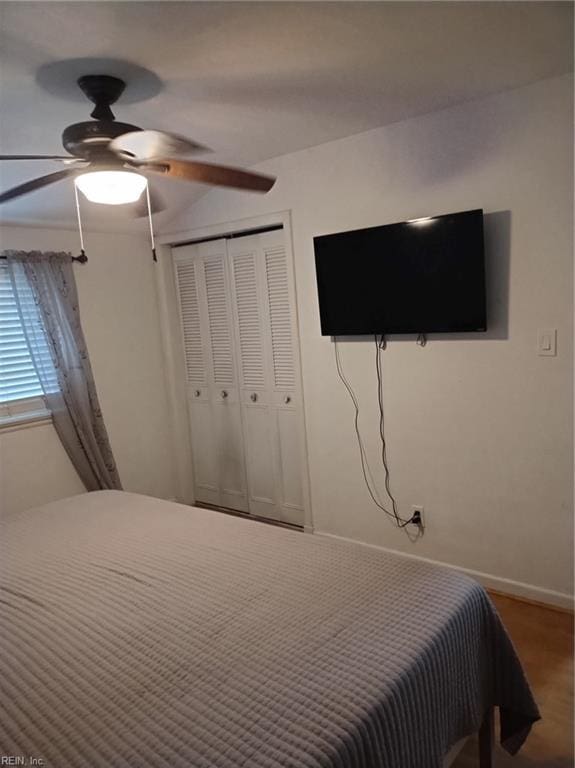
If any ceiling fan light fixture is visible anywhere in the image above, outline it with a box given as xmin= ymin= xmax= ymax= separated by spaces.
xmin=75 ymin=170 xmax=147 ymax=205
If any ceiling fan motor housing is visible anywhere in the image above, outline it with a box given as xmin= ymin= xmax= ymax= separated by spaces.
xmin=78 ymin=74 xmax=126 ymax=120
xmin=62 ymin=75 xmax=142 ymax=159
xmin=62 ymin=121 xmax=142 ymax=159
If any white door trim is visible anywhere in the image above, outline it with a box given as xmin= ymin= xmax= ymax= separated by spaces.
xmin=154 ymin=211 xmax=314 ymax=531
xmin=157 ymin=211 xmax=290 ymax=247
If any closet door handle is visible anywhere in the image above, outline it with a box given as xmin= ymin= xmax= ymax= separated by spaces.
xmin=221 ymin=390 xmax=228 ymax=399
xmin=194 ymin=390 xmax=201 ymax=397
xmin=250 ymin=393 xmax=258 ymax=402
xmin=284 ymin=395 xmax=292 ymax=404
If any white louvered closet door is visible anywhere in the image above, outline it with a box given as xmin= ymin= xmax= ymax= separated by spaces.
xmin=228 ymin=230 xmax=304 ymax=525
xmin=174 ymin=240 xmax=248 ymax=512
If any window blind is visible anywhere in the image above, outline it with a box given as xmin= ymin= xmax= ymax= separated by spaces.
xmin=0 ymin=263 xmax=58 ymax=403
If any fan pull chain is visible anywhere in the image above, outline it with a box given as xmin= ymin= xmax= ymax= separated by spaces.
xmin=73 ymin=182 xmax=87 ymax=261
xmin=146 ymin=184 xmax=157 ymax=262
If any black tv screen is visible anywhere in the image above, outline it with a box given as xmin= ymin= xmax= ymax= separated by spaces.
xmin=313 ymin=209 xmax=486 ymax=335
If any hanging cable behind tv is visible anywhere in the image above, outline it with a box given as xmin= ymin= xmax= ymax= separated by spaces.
xmin=333 ymin=336 xmax=422 ymax=532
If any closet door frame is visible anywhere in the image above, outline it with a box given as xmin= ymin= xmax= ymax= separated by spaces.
xmin=155 ymin=211 xmax=314 ymax=532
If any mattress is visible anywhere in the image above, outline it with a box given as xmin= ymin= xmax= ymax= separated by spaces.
xmin=0 ymin=491 xmax=540 ymax=767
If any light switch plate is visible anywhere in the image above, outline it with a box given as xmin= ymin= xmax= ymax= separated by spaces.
xmin=537 ymin=328 xmax=557 ymax=356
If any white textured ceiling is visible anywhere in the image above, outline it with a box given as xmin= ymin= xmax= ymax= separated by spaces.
xmin=0 ymin=1 xmax=572 ymax=233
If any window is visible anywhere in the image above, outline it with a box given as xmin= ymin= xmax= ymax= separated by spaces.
xmin=0 ymin=262 xmax=57 ymax=425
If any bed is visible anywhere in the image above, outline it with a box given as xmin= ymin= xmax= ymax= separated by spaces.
xmin=0 ymin=491 xmax=539 ymax=767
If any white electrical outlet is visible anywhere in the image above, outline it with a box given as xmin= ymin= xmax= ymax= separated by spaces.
xmin=411 ymin=505 xmax=425 ymax=529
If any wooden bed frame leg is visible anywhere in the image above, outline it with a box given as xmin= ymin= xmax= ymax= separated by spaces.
xmin=478 ymin=706 xmax=494 ymax=768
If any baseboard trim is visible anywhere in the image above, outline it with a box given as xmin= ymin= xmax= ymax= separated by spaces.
xmin=314 ymin=531 xmax=574 ymax=611
xmin=304 ymin=525 xmax=315 ymax=534
xmin=444 ymin=738 xmax=468 ymax=767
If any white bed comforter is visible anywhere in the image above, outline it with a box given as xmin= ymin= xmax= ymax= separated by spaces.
xmin=0 ymin=491 xmax=539 ymax=767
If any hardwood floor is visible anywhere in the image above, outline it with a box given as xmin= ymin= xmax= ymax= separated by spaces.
xmin=454 ymin=592 xmax=574 ymax=768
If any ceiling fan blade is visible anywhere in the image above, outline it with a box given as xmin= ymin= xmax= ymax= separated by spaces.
xmin=143 ymin=159 xmax=276 ymax=193
xmin=109 ymin=130 xmax=210 ymax=161
xmin=0 ymin=155 xmax=78 ymax=162
xmin=130 ymin=185 xmax=166 ymax=218
xmin=0 ymin=169 xmax=77 ymax=204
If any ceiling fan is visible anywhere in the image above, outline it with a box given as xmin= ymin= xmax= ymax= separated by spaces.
xmin=0 ymin=75 xmax=276 ymax=213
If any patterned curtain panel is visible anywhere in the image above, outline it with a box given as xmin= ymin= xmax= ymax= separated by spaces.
xmin=4 ymin=250 xmax=122 ymax=491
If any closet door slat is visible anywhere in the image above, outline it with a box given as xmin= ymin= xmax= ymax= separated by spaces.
xmin=265 ymin=245 xmax=296 ymax=391
xmin=204 ymin=257 xmax=235 ymax=386
xmin=175 ymin=260 xmax=206 ymax=385
xmin=232 ymin=251 xmax=266 ymax=389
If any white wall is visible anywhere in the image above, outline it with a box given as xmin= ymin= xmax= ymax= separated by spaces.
xmin=165 ymin=75 xmax=574 ymax=602
xmin=0 ymin=227 xmax=177 ymax=515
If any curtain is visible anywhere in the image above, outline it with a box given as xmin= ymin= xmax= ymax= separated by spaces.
xmin=4 ymin=250 xmax=122 ymax=491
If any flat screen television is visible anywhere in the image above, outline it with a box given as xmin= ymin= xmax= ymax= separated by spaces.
xmin=313 ymin=209 xmax=486 ymax=335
